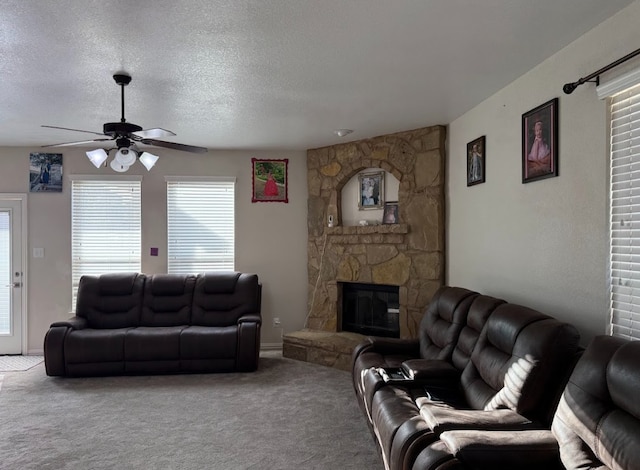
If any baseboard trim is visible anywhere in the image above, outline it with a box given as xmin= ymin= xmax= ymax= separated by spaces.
xmin=27 ymin=349 xmax=44 ymax=356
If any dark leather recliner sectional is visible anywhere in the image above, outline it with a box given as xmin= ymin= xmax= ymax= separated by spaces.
xmin=411 ymin=334 xmax=640 ymax=470
xmin=352 ymin=285 xmax=583 ymax=470
xmin=44 ymin=271 xmax=262 ymax=377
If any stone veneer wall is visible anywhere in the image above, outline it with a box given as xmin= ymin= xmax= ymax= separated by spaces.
xmin=305 ymin=125 xmax=446 ymax=339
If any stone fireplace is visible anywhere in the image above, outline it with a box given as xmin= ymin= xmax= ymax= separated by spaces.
xmin=282 ymin=125 xmax=446 ymax=370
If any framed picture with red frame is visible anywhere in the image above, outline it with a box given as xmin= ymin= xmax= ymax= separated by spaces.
xmin=252 ymin=158 xmax=288 ymax=203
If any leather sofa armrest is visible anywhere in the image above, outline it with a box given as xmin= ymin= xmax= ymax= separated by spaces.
xmin=439 ymin=429 xmax=561 ymax=468
xmin=50 ymin=316 xmax=88 ymax=330
xmin=237 ymin=315 xmax=261 ymax=372
xmin=401 ymin=359 xmax=461 ymax=382
xmin=358 ymin=337 xmax=420 ymax=356
xmin=237 ymin=314 xmax=261 ymax=325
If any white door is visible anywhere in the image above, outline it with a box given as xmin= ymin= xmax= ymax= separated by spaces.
xmin=0 ymin=198 xmax=24 ymax=354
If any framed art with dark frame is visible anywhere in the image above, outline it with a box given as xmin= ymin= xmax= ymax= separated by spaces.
xmin=522 ymin=98 xmax=558 ymax=183
xmin=29 ymin=152 xmax=63 ymax=192
xmin=358 ymin=171 xmax=384 ymax=210
xmin=466 ymin=136 xmax=485 ymax=186
xmin=252 ymin=158 xmax=288 ymax=203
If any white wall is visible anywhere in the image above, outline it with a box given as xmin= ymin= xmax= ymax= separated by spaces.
xmin=0 ymin=146 xmax=307 ymax=352
xmin=447 ymin=1 xmax=640 ymax=344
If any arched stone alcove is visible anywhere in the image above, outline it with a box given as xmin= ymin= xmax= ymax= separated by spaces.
xmin=284 ymin=125 xmax=446 ymax=370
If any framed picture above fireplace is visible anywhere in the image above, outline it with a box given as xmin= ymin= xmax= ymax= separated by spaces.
xmin=358 ymin=171 xmax=384 ymax=210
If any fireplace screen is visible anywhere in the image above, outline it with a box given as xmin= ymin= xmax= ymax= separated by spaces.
xmin=341 ymin=282 xmax=400 ymax=338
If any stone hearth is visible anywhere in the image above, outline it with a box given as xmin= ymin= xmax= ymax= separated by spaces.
xmin=283 ymin=125 xmax=446 ymax=369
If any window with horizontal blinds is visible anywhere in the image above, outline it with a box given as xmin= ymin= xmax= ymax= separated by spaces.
xmin=609 ymin=82 xmax=640 ymax=340
xmin=167 ymin=180 xmax=235 ymax=274
xmin=71 ymin=180 xmax=141 ymax=309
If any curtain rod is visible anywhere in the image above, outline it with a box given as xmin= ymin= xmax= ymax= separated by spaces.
xmin=563 ymin=47 xmax=640 ymax=94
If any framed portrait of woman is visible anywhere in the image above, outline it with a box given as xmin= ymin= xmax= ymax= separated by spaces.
xmin=466 ymin=136 xmax=485 ymax=187
xmin=252 ymin=158 xmax=288 ymax=203
xmin=522 ymin=98 xmax=558 ymax=183
xmin=358 ymin=171 xmax=384 ymax=210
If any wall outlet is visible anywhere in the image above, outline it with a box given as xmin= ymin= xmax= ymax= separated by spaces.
xmin=273 ymin=317 xmax=282 ymax=328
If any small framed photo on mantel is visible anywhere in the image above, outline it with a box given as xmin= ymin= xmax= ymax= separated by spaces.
xmin=466 ymin=136 xmax=485 ymax=187
xmin=383 ymin=202 xmax=399 ymax=224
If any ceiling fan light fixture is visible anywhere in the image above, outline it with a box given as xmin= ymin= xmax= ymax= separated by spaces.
xmin=139 ymin=152 xmax=159 ymax=171
xmin=110 ymin=158 xmax=130 ymax=173
xmin=114 ymin=147 xmax=137 ymax=166
xmin=86 ymin=148 xmax=109 ymax=168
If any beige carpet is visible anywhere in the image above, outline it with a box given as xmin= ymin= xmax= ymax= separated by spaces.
xmin=0 ymin=351 xmax=383 ymax=469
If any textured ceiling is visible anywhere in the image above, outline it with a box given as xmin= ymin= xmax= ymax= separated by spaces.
xmin=0 ymin=0 xmax=634 ymax=152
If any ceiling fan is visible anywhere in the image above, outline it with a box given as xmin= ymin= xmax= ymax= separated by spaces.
xmin=41 ymin=72 xmax=207 ymax=170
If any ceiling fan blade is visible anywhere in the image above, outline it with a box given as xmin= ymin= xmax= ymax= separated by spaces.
xmin=41 ymin=125 xmax=108 ymax=137
xmin=140 ymin=138 xmax=208 ymax=153
xmin=131 ymin=128 xmax=176 ymax=139
xmin=42 ymin=138 xmax=114 ymax=148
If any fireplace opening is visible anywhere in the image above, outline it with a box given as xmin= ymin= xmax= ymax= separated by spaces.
xmin=341 ymin=282 xmax=400 ymax=338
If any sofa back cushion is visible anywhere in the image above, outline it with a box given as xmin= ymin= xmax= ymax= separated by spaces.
xmin=191 ymin=272 xmax=260 ymax=326
xmin=141 ymin=274 xmax=196 ymax=326
xmin=552 ymin=335 xmax=640 ymax=470
xmin=418 ymin=286 xmax=478 ymax=361
xmin=450 ymin=294 xmax=506 ymax=372
xmin=76 ymin=273 xmax=145 ymax=328
xmin=461 ymin=303 xmax=580 ymax=425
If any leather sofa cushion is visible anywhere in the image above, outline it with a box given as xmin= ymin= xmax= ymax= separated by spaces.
xmin=180 ymin=325 xmax=237 ymax=359
xmin=192 ymin=273 xmax=260 ymax=326
xmin=202 ymin=272 xmax=241 ymax=294
xmin=65 ymin=328 xmax=129 ymax=363
xmin=76 ymin=273 xmax=145 ymax=329
xmin=418 ymin=287 xmax=478 ymax=360
xmin=450 ymin=295 xmax=505 ymax=371
xmin=125 ymin=327 xmax=185 ymax=361
xmin=461 ymin=303 xmax=579 ymax=425
xmin=141 ymin=274 xmax=195 ymax=326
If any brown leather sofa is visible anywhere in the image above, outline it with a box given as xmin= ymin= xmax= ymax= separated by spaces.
xmin=411 ymin=334 xmax=640 ymax=470
xmin=44 ymin=271 xmax=262 ymax=377
xmin=351 ymin=286 xmax=581 ymax=470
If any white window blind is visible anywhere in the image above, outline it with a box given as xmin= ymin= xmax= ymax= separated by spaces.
xmin=609 ymin=81 xmax=640 ymax=340
xmin=71 ymin=180 xmax=141 ymax=308
xmin=167 ymin=179 xmax=235 ymax=274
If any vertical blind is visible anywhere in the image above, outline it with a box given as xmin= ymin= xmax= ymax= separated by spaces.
xmin=71 ymin=180 xmax=141 ymax=308
xmin=0 ymin=211 xmax=10 ymax=334
xmin=167 ymin=179 xmax=235 ymax=274
xmin=610 ymin=82 xmax=640 ymax=340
